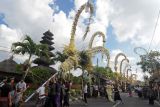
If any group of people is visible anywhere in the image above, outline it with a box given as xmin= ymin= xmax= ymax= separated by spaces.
xmin=0 ymin=77 xmax=27 ymax=107
xmin=36 ymin=77 xmax=71 ymax=107
xmin=83 ymin=82 xmax=123 ymax=106
xmin=135 ymin=85 xmax=160 ymax=105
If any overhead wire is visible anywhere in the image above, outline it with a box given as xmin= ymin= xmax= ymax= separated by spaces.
xmin=148 ymin=9 xmax=160 ymax=52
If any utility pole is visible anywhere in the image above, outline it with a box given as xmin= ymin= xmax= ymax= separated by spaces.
xmin=97 ymin=58 xmax=99 ymax=67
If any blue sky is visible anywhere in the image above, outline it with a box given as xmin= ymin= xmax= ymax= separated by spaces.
xmin=0 ymin=13 xmax=6 ymax=25
xmin=54 ymin=0 xmax=74 ymax=16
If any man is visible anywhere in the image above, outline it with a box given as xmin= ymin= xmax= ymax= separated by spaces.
xmin=137 ymin=86 xmax=142 ymax=98
xmin=10 ymin=77 xmax=15 ymax=91
xmin=0 ymin=78 xmax=11 ymax=107
xmin=45 ymin=78 xmax=57 ymax=107
xmin=83 ymin=83 xmax=88 ymax=105
xmin=148 ymin=86 xmax=156 ymax=105
xmin=94 ymin=84 xmax=98 ymax=98
xmin=63 ymin=81 xmax=70 ymax=107
xmin=113 ymin=85 xmax=123 ymax=107
xmin=55 ymin=79 xmax=61 ymax=107
xmin=128 ymin=84 xmax=132 ymax=97
xmin=16 ymin=80 xmax=26 ymax=92
xmin=36 ymin=84 xmax=47 ymax=107
xmin=16 ymin=79 xmax=27 ymax=103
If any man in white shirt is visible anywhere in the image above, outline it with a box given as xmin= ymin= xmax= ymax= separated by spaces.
xmin=36 ymin=86 xmax=46 ymax=106
xmin=83 ymin=83 xmax=88 ymax=105
xmin=16 ymin=80 xmax=27 ymax=102
xmin=37 ymin=86 xmax=46 ymax=99
xmin=94 ymin=84 xmax=99 ymax=97
xmin=16 ymin=80 xmax=26 ymax=92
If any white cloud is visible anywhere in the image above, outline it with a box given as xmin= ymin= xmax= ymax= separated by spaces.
xmin=0 ymin=0 xmax=110 ymax=65
xmin=0 ymin=24 xmax=22 ymax=49
xmin=0 ymin=0 xmax=54 ymax=42
xmin=109 ymin=0 xmax=160 ymax=49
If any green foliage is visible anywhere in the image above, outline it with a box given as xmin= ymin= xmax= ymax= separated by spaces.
xmin=54 ymin=51 xmax=68 ymax=63
xmin=11 ymin=36 xmax=49 ymax=57
xmin=11 ymin=36 xmax=49 ymax=78
xmin=94 ymin=66 xmax=114 ymax=79
xmin=31 ymin=67 xmax=52 ymax=84
xmin=23 ymin=87 xmax=35 ymax=99
xmin=137 ymin=50 xmax=160 ymax=73
xmin=79 ymin=51 xmax=90 ymax=70
xmin=72 ymin=76 xmax=81 ymax=84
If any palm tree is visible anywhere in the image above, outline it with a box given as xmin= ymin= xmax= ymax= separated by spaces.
xmin=54 ymin=51 xmax=68 ymax=63
xmin=11 ymin=35 xmax=49 ymax=79
xmin=79 ymin=51 xmax=90 ymax=97
xmin=54 ymin=51 xmax=68 ymax=79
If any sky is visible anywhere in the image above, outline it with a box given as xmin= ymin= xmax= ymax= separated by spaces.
xmin=0 ymin=0 xmax=160 ymax=80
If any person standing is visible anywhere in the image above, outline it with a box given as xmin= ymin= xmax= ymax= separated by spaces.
xmin=113 ymin=85 xmax=123 ymax=107
xmin=137 ymin=85 xmax=142 ymax=98
xmin=63 ymin=81 xmax=70 ymax=107
xmin=36 ymin=84 xmax=47 ymax=107
xmin=10 ymin=78 xmax=15 ymax=91
xmin=0 ymin=78 xmax=11 ymax=107
xmin=94 ymin=84 xmax=98 ymax=98
xmin=9 ymin=87 xmax=22 ymax=107
xmin=16 ymin=80 xmax=26 ymax=93
xmin=45 ymin=78 xmax=57 ymax=107
xmin=55 ymin=79 xmax=61 ymax=107
xmin=148 ymin=86 xmax=156 ymax=105
xmin=128 ymin=84 xmax=132 ymax=97
xmin=83 ymin=83 xmax=88 ymax=105
xmin=60 ymin=80 xmax=65 ymax=107
xmin=16 ymin=79 xmax=27 ymax=103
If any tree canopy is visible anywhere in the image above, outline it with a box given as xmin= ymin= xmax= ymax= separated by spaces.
xmin=137 ymin=50 xmax=160 ymax=74
xmin=11 ymin=35 xmax=49 ymax=79
xmin=94 ymin=66 xmax=114 ymax=79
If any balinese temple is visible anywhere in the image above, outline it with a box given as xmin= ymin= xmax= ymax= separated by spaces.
xmin=33 ymin=30 xmax=55 ymax=67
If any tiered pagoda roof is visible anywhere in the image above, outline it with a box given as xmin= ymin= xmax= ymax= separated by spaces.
xmin=33 ymin=30 xmax=55 ymax=66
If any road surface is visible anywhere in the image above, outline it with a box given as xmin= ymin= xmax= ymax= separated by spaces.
xmin=70 ymin=93 xmax=160 ymax=107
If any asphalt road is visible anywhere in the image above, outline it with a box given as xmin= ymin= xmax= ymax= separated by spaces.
xmin=70 ymin=93 xmax=160 ymax=107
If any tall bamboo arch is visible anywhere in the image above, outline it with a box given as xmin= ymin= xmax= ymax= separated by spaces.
xmin=123 ymin=64 xmax=131 ymax=77
xmin=70 ymin=2 xmax=94 ymax=42
xmin=114 ymin=53 xmax=127 ymax=73
xmin=126 ymin=68 xmax=132 ymax=80
xmin=60 ymin=2 xmax=94 ymax=72
xmin=87 ymin=46 xmax=110 ymax=67
xmin=120 ymin=58 xmax=129 ymax=75
xmin=88 ymin=31 xmax=106 ymax=49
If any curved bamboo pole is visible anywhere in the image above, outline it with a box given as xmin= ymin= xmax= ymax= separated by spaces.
xmin=88 ymin=31 xmax=106 ymax=49
xmin=114 ymin=53 xmax=127 ymax=73
xmin=87 ymin=46 xmax=110 ymax=67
